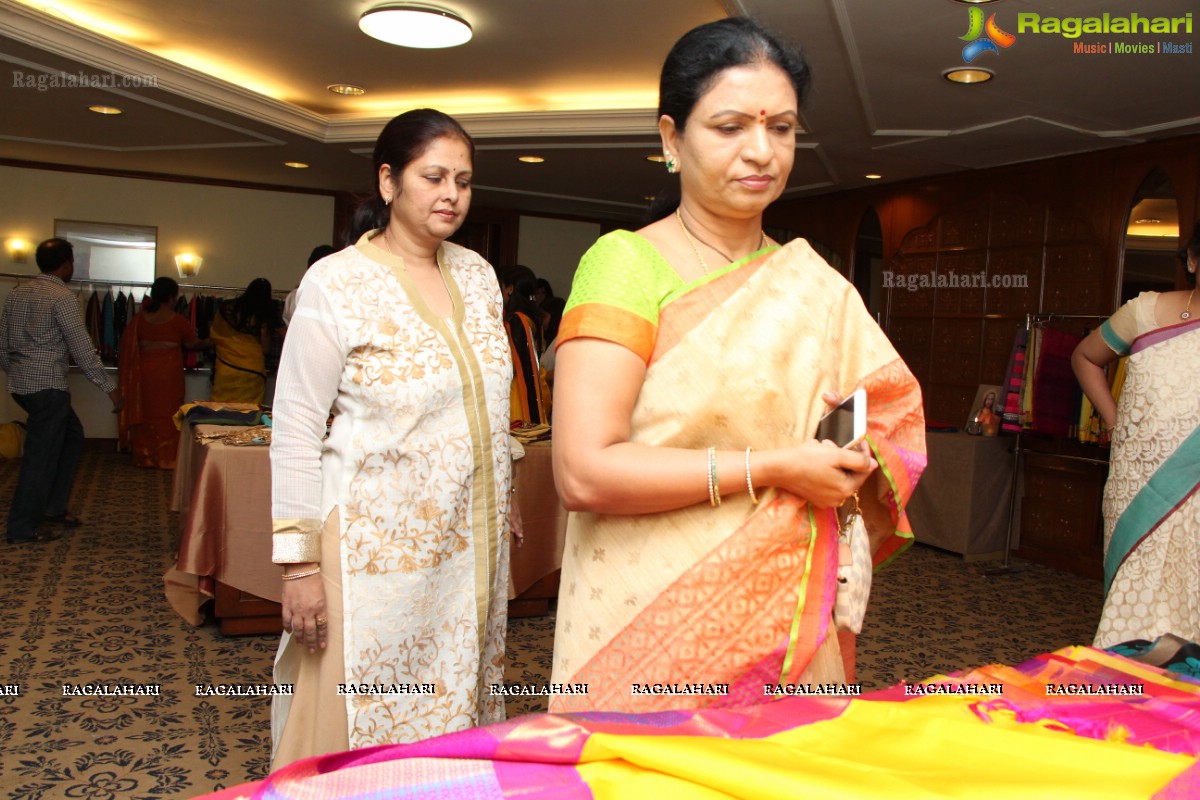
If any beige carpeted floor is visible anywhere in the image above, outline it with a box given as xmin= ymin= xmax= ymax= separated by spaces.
xmin=0 ymin=447 xmax=1103 ymax=798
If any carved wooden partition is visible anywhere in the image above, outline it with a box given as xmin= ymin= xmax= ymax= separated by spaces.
xmin=884 ymin=194 xmax=1107 ymax=428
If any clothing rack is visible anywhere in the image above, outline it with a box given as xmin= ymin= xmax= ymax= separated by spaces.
xmin=0 ymin=272 xmax=288 ymax=296
xmin=984 ymin=311 xmax=1110 ymax=576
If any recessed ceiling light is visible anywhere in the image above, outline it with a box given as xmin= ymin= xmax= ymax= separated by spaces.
xmin=359 ymin=4 xmax=473 ymax=49
xmin=865 ymin=173 xmax=882 ymax=180
xmin=283 ymin=161 xmax=310 ymax=169
xmin=327 ymin=84 xmax=366 ymax=96
xmin=517 ymin=156 xmax=545 ymax=164
xmin=88 ymin=105 xmax=122 ymax=115
xmin=953 ymin=0 xmax=1000 ymax=4
xmin=943 ymin=67 xmax=994 ymax=84
xmin=646 ymin=155 xmax=666 ymax=164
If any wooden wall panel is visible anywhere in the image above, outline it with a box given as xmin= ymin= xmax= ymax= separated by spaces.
xmin=765 ymin=132 xmax=1200 ymax=577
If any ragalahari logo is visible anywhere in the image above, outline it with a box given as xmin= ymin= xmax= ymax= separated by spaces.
xmin=960 ymin=6 xmax=1016 ymax=63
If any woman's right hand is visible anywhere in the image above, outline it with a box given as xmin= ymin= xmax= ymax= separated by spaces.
xmin=769 ymin=439 xmax=876 ymax=509
xmin=281 ymin=569 xmax=328 ymax=654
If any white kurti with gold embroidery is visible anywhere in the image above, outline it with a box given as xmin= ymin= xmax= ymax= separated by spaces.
xmin=270 ymin=234 xmax=512 ymax=747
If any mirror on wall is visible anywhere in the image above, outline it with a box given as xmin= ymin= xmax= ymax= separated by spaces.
xmin=54 ymin=220 xmax=156 ymax=285
xmin=1120 ymin=170 xmax=1179 ymax=305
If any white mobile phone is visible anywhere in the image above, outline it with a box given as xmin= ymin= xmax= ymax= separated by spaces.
xmin=816 ymin=388 xmax=867 ymax=448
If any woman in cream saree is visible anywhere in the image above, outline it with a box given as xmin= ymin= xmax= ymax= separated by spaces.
xmin=1075 ymin=225 xmax=1200 ymax=647
xmin=549 ymin=18 xmax=925 ymax=714
xmin=549 ymin=232 xmax=925 ymax=712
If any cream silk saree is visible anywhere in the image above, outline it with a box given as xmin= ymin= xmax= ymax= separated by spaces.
xmin=548 ymin=232 xmax=927 ymax=713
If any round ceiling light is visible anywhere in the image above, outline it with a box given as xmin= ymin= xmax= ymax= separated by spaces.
xmin=358 ymin=4 xmax=473 ymax=49
xmin=943 ymin=67 xmax=994 ymax=84
xmin=88 ymin=105 xmax=123 ymax=115
xmin=328 ymin=83 xmax=366 ymax=96
xmin=283 ymin=161 xmax=310 ymax=169
xmin=517 ymin=155 xmax=545 ymax=163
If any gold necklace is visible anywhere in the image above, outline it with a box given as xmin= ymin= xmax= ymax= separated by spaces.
xmin=675 ymin=208 xmax=765 ymax=275
xmin=1182 ymin=286 xmax=1196 ymax=320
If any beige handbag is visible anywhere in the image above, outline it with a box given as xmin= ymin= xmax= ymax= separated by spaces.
xmin=834 ymin=493 xmax=872 ymax=634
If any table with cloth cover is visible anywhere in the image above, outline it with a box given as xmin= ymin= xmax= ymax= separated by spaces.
xmin=194 ymin=643 xmax=1200 ymax=799
xmin=164 ymin=428 xmax=567 ymax=633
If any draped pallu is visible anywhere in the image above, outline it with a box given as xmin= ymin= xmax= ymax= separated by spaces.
xmin=550 ymin=235 xmax=926 ymax=712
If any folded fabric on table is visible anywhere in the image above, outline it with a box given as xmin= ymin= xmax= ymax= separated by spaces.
xmin=174 ymin=401 xmax=265 ymax=429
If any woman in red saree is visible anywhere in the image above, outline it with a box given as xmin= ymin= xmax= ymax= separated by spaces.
xmin=549 ymin=18 xmax=926 ymax=712
xmin=118 ymin=277 xmax=208 ymax=468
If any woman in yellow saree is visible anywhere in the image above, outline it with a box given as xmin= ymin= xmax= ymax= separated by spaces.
xmin=549 ymin=18 xmax=926 ymax=713
xmin=209 ymin=277 xmax=275 ymax=404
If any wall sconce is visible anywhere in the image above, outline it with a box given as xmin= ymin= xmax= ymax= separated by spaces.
xmin=175 ymin=252 xmax=203 ymax=278
xmin=6 ymin=238 xmax=30 ymax=264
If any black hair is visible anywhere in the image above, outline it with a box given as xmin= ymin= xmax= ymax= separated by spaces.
xmin=307 ymin=244 xmax=337 ymax=268
xmin=1180 ymin=221 xmax=1200 ymax=287
xmin=647 ymin=18 xmax=810 ymax=223
xmin=144 ymin=276 xmax=179 ymax=312
xmin=346 ymin=108 xmax=475 ymax=245
xmin=497 ymin=265 xmax=545 ymax=350
xmin=35 ymin=237 xmax=74 ymax=273
xmin=222 ymin=277 xmax=274 ymax=336
xmin=535 ymin=277 xmax=555 ymax=299
xmin=658 ymin=17 xmax=810 ymax=134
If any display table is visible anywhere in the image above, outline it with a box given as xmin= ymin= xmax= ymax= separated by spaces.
xmin=906 ymin=431 xmax=1015 ymax=559
xmin=165 ymin=428 xmax=567 ymax=634
xmin=165 ymin=424 xmax=280 ymax=634
xmin=509 ymin=441 xmax=567 ymax=616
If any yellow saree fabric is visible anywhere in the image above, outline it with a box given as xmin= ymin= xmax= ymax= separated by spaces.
xmin=209 ymin=311 xmax=266 ymax=404
xmin=550 ymin=234 xmax=926 ymax=713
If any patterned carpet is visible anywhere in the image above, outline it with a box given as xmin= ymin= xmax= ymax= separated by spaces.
xmin=0 ymin=447 xmax=1103 ymax=797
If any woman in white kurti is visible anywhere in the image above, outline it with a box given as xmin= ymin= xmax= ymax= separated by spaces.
xmin=269 ymin=109 xmax=514 ymax=768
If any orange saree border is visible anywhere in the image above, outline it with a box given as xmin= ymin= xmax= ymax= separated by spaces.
xmin=555 ymin=491 xmax=837 ymax=713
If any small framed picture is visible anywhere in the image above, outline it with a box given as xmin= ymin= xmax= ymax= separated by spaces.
xmin=965 ymin=384 xmax=1003 ymax=435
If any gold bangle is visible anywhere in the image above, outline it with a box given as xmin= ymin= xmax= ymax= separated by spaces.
xmin=706 ymin=447 xmax=715 ymax=506
xmin=745 ymin=447 xmax=759 ymax=504
xmin=708 ymin=446 xmax=721 ymax=507
xmin=281 ymin=566 xmax=321 ymax=581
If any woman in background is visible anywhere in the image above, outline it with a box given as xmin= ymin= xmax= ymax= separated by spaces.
xmin=118 ymin=277 xmax=208 ymax=468
xmin=534 ymin=277 xmax=566 ymax=344
xmin=210 ymin=277 xmax=275 ymax=404
xmin=549 ymin=18 xmax=925 ymax=713
xmin=269 ymin=108 xmax=514 ymax=768
xmin=1073 ymin=221 xmax=1200 ymax=647
xmin=498 ymin=264 xmax=550 ymax=424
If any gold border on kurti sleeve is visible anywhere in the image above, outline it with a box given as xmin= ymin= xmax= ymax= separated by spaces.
xmin=272 ymin=519 xmax=322 ymax=563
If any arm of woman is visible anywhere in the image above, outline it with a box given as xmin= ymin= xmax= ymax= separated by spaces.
xmin=552 ymin=337 xmax=875 ymax=515
xmin=271 ymin=287 xmax=344 ymax=653
xmin=1071 ymin=328 xmax=1120 ymax=429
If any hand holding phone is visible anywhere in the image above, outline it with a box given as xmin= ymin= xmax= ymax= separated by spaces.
xmin=816 ymin=389 xmax=867 ymax=449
